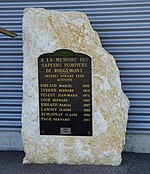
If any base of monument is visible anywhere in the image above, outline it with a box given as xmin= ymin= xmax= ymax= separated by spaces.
xmin=0 ymin=132 xmax=149 ymax=154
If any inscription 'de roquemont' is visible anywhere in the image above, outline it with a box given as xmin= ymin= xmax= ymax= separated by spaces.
xmin=38 ymin=49 xmax=92 ymax=136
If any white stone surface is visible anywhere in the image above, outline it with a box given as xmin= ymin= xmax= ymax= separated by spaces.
xmin=22 ymin=8 xmax=130 ymax=166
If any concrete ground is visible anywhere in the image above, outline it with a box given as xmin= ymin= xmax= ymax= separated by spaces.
xmin=0 ymin=151 xmax=150 ymax=174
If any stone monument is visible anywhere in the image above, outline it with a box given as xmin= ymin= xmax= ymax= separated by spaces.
xmin=22 ymin=8 xmax=130 ymax=166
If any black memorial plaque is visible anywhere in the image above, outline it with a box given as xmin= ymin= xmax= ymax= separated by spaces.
xmin=38 ymin=49 xmax=92 ymax=136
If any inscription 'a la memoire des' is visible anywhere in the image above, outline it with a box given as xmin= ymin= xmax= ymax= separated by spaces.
xmin=38 ymin=49 xmax=92 ymax=136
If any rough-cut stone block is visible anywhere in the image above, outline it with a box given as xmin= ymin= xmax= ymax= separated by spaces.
xmin=22 ymin=8 xmax=130 ymax=166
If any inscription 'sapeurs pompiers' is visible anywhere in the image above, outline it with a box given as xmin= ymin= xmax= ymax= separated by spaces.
xmin=38 ymin=49 xmax=92 ymax=136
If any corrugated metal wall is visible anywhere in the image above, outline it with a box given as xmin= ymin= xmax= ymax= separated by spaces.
xmin=0 ymin=0 xmax=150 ymax=133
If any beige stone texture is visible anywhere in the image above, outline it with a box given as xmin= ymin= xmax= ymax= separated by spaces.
xmin=22 ymin=8 xmax=130 ymax=166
